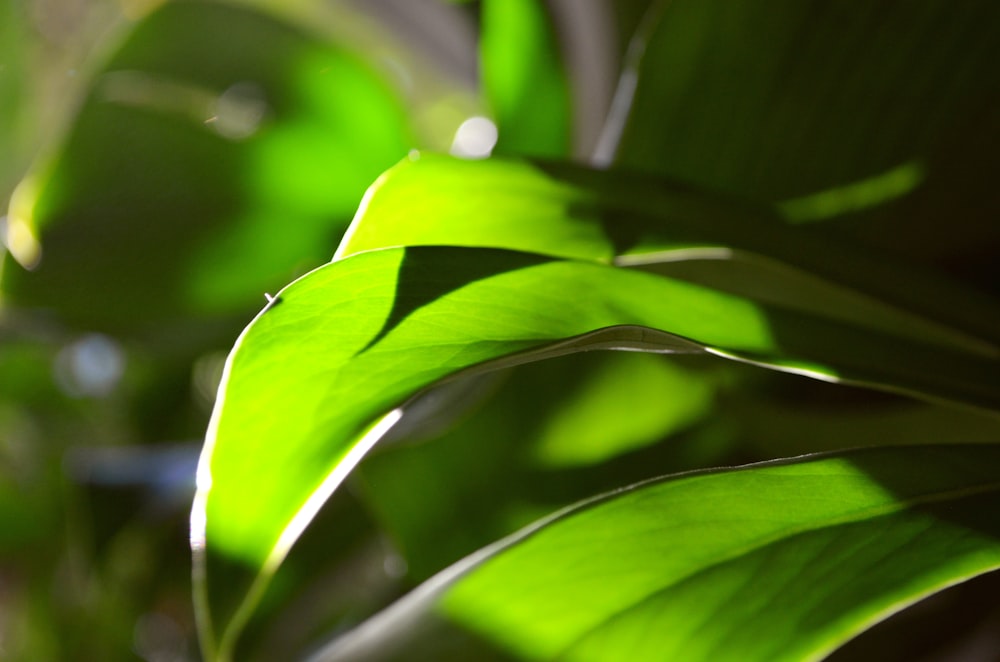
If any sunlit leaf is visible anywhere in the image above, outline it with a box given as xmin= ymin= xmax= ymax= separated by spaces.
xmin=778 ymin=162 xmax=926 ymax=224
xmin=314 ymin=444 xmax=1000 ymax=662
xmin=193 ymin=245 xmax=1000 ymax=657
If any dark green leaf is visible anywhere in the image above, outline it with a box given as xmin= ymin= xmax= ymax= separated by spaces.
xmin=612 ymin=1 xmax=1000 ymax=261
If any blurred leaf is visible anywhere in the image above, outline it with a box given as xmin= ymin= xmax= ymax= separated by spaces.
xmin=530 ymin=352 xmax=711 ymax=467
xmin=1 ymin=1 xmax=412 ymax=338
xmin=778 ymin=161 xmax=927 ymax=224
xmin=480 ymin=0 xmax=571 ymax=157
xmin=314 ymin=445 xmax=1000 ymax=662
xmin=338 ymin=154 xmax=1000 ymax=354
xmin=194 ymin=244 xmax=1000 ymax=658
xmin=0 ymin=0 xmax=29 ymax=194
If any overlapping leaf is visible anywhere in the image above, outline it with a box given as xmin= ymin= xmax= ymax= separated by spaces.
xmin=193 ymin=242 xmax=1000 ymax=657
xmin=339 ymin=154 xmax=1000 ymax=354
xmin=358 ymin=352 xmax=723 ymax=582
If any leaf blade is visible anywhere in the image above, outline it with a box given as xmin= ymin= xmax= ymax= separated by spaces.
xmin=313 ymin=445 xmax=1000 ymax=662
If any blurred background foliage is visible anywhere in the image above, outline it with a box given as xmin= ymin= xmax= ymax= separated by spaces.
xmin=1 ymin=0 xmax=998 ymax=660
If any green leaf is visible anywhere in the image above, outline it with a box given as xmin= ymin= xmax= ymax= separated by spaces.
xmin=530 ymin=352 xmax=713 ymax=468
xmin=193 ymin=245 xmax=1000 ymax=657
xmin=480 ymin=0 xmax=571 ymax=157
xmin=313 ymin=444 xmax=1000 ymax=662
xmin=2 ymin=2 xmax=412 ymax=337
xmin=339 ymin=154 xmax=1000 ymax=354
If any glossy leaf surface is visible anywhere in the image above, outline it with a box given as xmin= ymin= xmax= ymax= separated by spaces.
xmin=316 ymin=445 xmax=1000 ymax=662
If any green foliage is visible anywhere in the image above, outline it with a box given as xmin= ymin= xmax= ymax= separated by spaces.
xmin=318 ymin=445 xmax=1000 ymax=662
xmin=2 ymin=1 xmax=998 ymax=661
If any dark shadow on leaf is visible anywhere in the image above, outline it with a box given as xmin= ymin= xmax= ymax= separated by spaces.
xmin=357 ymin=246 xmax=553 ymax=355
xmin=762 ymin=307 xmax=1000 ymax=413
xmin=847 ymin=445 xmax=1000 ymax=547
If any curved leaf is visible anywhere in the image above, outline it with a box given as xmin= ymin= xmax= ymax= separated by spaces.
xmin=313 ymin=444 xmax=1000 ymax=662
xmin=192 ymin=245 xmax=1000 ymax=656
xmin=338 ymin=154 xmax=1000 ymax=355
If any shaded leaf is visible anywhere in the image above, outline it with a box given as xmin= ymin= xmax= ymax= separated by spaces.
xmin=616 ymin=1 xmax=999 ymax=201
xmin=612 ymin=1 xmax=1000 ymax=262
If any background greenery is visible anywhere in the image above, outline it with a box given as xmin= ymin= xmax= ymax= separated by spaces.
xmin=1 ymin=1 xmax=998 ymax=660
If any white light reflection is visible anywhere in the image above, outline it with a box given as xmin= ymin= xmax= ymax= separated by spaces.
xmin=0 ymin=213 xmax=42 ymax=270
xmin=266 ymin=408 xmax=404 ymax=573
xmin=450 ymin=116 xmax=498 ymax=159
xmin=209 ymin=82 xmax=267 ymax=140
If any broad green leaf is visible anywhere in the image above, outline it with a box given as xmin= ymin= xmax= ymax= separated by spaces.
xmin=1 ymin=2 xmax=412 ymax=337
xmin=480 ymin=0 xmax=571 ymax=157
xmin=338 ymin=154 xmax=1000 ymax=355
xmin=193 ymin=245 xmax=1000 ymax=657
xmin=312 ymin=444 xmax=1000 ymax=662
